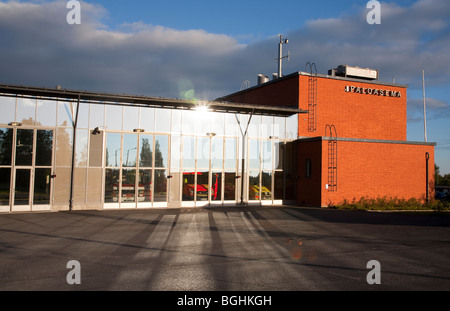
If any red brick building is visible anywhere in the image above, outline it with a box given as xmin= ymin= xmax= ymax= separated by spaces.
xmin=219 ymin=66 xmax=435 ymax=207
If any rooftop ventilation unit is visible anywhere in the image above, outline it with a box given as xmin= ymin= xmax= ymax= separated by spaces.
xmin=329 ymin=65 xmax=378 ymax=80
xmin=257 ymin=74 xmax=269 ymax=85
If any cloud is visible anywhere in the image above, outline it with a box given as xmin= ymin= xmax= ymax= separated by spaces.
xmin=407 ymin=97 xmax=450 ymax=122
xmin=0 ymin=0 xmax=449 ymax=101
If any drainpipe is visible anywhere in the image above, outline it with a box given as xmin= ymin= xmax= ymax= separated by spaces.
xmin=425 ymin=152 xmax=430 ymax=204
xmin=69 ymin=94 xmax=80 ymax=211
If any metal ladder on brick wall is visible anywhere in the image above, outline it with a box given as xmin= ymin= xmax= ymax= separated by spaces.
xmin=306 ymin=62 xmax=317 ymax=132
xmin=325 ymin=124 xmax=337 ymax=192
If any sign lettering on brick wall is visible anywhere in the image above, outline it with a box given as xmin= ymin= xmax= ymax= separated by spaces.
xmin=345 ymin=85 xmax=401 ymax=98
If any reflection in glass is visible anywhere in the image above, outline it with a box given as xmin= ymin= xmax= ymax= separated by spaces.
xmin=155 ymin=135 xmax=168 ymax=168
xmin=140 ymin=107 xmax=155 ymax=132
xmin=16 ymin=97 xmax=36 ymax=125
xmin=138 ymin=169 xmax=152 ymax=202
xmin=122 ymin=134 xmax=137 ymax=167
xmin=75 ymin=129 xmax=88 ymax=167
xmin=286 ymin=114 xmax=298 ymax=140
xmin=0 ymin=96 xmax=16 ymax=125
xmin=139 ymin=135 xmax=153 ymax=167
xmin=274 ymin=142 xmax=284 ymax=170
xmin=261 ymin=116 xmax=273 ymax=139
xmin=261 ymin=171 xmax=272 ymax=200
xmin=0 ymin=128 xmax=13 ymax=165
xmin=121 ymin=169 xmax=136 ymax=203
xmin=196 ymin=171 xmax=209 ymax=201
xmin=105 ymin=105 xmax=123 ymax=130
xmin=224 ymin=172 xmax=236 ymax=201
xmin=57 ymin=101 xmax=74 ymax=127
xmin=182 ymin=136 xmax=195 ymax=169
xmin=169 ymin=171 xmax=181 ymax=203
xmin=274 ymin=117 xmax=285 ymax=139
xmin=16 ymin=129 xmax=33 ymax=166
xmin=123 ymin=106 xmax=139 ymax=132
xmin=224 ymin=114 xmax=238 ymax=137
xmin=197 ymin=137 xmax=209 ymax=169
xmin=224 ymin=138 xmax=236 ymax=170
xmin=154 ymin=169 xmax=167 ymax=202
xmin=0 ymin=168 xmax=11 ymax=206
xmin=155 ymin=109 xmax=171 ymax=133
xmin=105 ymin=133 xmax=121 ymax=167
xmin=261 ymin=140 xmax=272 ymax=171
xmin=77 ymin=102 xmax=89 ymax=129
xmin=14 ymin=169 xmax=30 ymax=205
xmin=104 ymin=169 xmax=120 ymax=202
xmin=211 ymin=138 xmax=223 ymax=170
xmin=211 ymin=172 xmax=222 ymax=201
xmin=171 ymin=135 xmax=181 ymax=170
xmin=33 ymin=168 xmax=51 ymax=205
xmin=90 ymin=104 xmax=105 ymax=130
xmin=182 ymin=171 xmax=195 ymax=201
xmin=36 ymin=130 xmax=53 ymax=167
xmin=248 ymin=139 xmax=260 ymax=170
xmin=248 ymin=171 xmax=260 ymax=200
xmin=36 ymin=99 xmax=57 ymax=127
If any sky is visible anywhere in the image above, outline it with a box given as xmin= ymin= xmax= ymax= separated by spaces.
xmin=0 ymin=0 xmax=449 ymax=174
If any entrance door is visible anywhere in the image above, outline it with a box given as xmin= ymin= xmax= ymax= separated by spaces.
xmin=10 ymin=128 xmax=54 ymax=212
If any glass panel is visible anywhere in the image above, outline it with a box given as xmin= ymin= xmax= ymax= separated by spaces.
xmin=0 ymin=96 xmax=16 ymax=125
xmin=122 ymin=134 xmax=137 ymax=167
xmin=16 ymin=129 xmax=34 ymax=166
xmin=274 ymin=171 xmax=284 ymax=200
xmin=36 ymin=130 xmax=53 ymax=167
xmin=211 ymin=137 xmax=223 ymax=170
xmin=55 ymin=128 xmax=72 ymax=167
xmin=155 ymin=109 xmax=171 ymax=133
xmin=196 ymin=171 xmax=209 ymax=201
xmin=274 ymin=117 xmax=286 ymax=139
xmin=139 ymin=134 xmax=153 ymax=167
xmin=16 ymin=97 xmax=36 ymax=125
xmin=224 ymin=114 xmax=238 ymax=137
xmin=274 ymin=142 xmax=284 ymax=170
xmin=248 ymin=139 xmax=260 ymax=170
xmin=182 ymin=136 xmax=195 ymax=169
xmin=182 ymin=170 xmax=195 ymax=201
xmin=105 ymin=105 xmax=123 ymax=131
xmin=261 ymin=171 xmax=272 ymax=200
xmin=33 ymin=168 xmax=51 ymax=205
xmin=171 ymin=135 xmax=181 ymax=170
xmin=286 ymin=114 xmax=298 ymax=140
xmin=248 ymin=171 xmax=260 ymax=200
xmin=77 ymin=102 xmax=89 ymax=129
xmin=121 ymin=169 xmax=136 ymax=203
xmin=171 ymin=110 xmax=182 ymax=134
xmin=14 ymin=169 xmax=30 ymax=205
xmin=36 ymin=99 xmax=57 ymax=127
xmin=224 ymin=172 xmax=236 ymax=201
xmin=155 ymin=135 xmax=169 ymax=168
xmin=0 ymin=168 xmax=11 ymax=206
xmin=89 ymin=104 xmax=105 ymax=130
xmin=197 ymin=137 xmax=209 ymax=169
xmin=0 ymin=128 xmax=13 ymax=165
xmin=140 ymin=107 xmax=155 ymax=132
xmin=182 ymin=110 xmax=197 ymax=135
xmin=105 ymin=133 xmax=121 ymax=167
xmin=224 ymin=138 xmax=237 ymax=170
xmin=211 ymin=172 xmax=222 ymax=201
xmin=123 ymin=106 xmax=139 ymax=132
xmin=57 ymin=100 xmax=74 ymax=127
xmin=105 ymin=169 xmax=120 ymax=203
xmin=248 ymin=115 xmax=260 ymax=138
xmin=154 ymin=169 xmax=167 ymax=202
xmin=261 ymin=140 xmax=272 ymax=171
xmin=261 ymin=116 xmax=273 ymax=139
xmin=74 ymin=129 xmax=88 ymax=167
xmin=138 ymin=169 xmax=152 ymax=203
xmin=210 ymin=113 xmax=224 ymax=137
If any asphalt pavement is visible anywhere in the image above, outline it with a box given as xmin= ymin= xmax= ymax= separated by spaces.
xmin=0 ymin=206 xmax=449 ymax=291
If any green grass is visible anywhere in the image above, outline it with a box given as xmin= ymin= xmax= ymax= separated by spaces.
xmin=329 ymin=196 xmax=450 ymax=212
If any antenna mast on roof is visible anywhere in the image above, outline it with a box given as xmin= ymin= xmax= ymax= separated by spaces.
xmin=276 ymin=34 xmax=290 ymax=78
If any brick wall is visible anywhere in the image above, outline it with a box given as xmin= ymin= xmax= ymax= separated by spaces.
xmin=299 ymin=75 xmax=407 ymax=141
